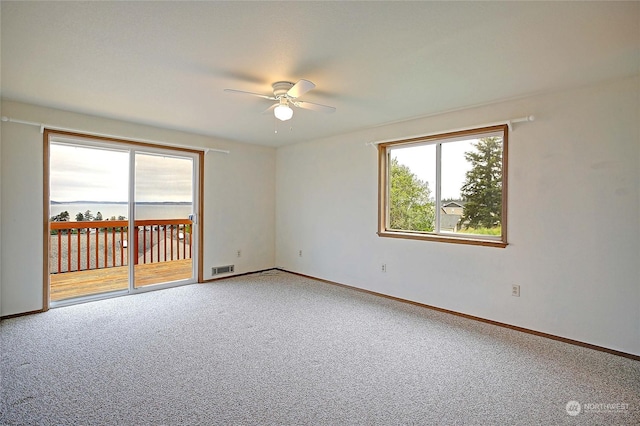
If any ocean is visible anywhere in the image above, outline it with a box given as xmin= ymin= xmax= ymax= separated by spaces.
xmin=50 ymin=202 xmax=192 ymax=221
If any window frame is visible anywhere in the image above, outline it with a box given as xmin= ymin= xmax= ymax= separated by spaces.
xmin=377 ymin=124 xmax=508 ymax=248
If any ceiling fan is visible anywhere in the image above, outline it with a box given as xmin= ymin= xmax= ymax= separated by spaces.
xmin=224 ymin=79 xmax=335 ymax=121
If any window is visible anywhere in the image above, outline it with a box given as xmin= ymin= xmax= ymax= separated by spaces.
xmin=378 ymin=125 xmax=508 ymax=247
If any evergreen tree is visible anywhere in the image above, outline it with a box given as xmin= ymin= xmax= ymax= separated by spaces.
xmin=50 ymin=211 xmax=70 ymax=222
xmin=460 ymin=137 xmax=503 ymax=229
xmin=389 ymin=158 xmax=435 ymax=232
xmin=76 ymin=212 xmax=85 ymax=221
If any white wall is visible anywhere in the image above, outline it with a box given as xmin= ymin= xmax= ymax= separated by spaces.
xmin=0 ymin=117 xmax=3 ymax=314
xmin=0 ymin=101 xmax=276 ymax=316
xmin=276 ymin=76 xmax=640 ymax=356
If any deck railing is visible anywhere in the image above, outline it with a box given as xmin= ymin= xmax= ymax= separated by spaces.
xmin=50 ymin=219 xmax=192 ymax=274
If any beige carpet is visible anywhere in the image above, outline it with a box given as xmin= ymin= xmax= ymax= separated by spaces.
xmin=1 ymin=270 xmax=638 ymax=425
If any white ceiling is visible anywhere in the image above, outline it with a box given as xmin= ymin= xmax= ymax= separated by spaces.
xmin=2 ymin=1 xmax=639 ymax=147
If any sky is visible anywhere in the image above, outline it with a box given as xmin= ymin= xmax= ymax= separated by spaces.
xmin=50 ymin=143 xmax=193 ymax=203
xmin=391 ymin=139 xmax=477 ymax=200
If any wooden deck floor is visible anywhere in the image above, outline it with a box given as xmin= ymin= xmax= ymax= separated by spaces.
xmin=50 ymin=259 xmax=193 ymax=302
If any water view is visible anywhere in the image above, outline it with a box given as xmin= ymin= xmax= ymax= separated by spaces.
xmin=50 ymin=202 xmax=192 ymax=221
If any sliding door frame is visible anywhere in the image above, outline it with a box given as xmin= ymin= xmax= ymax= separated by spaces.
xmin=43 ymin=129 xmax=205 ymax=310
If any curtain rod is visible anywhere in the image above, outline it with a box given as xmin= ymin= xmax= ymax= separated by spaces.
xmin=1 ymin=116 xmax=230 ymax=154
xmin=366 ymin=115 xmax=535 ymax=147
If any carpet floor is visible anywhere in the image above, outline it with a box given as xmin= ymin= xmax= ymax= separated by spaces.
xmin=1 ymin=270 xmax=639 ymax=425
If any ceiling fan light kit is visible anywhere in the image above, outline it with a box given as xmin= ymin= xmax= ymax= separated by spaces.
xmin=274 ymin=101 xmax=293 ymax=121
xmin=225 ymin=79 xmax=335 ymax=124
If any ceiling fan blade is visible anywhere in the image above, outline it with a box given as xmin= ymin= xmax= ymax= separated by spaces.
xmin=224 ymin=88 xmax=276 ymax=100
xmin=287 ymin=79 xmax=315 ymax=99
xmin=294 ymin=100 xmax=336 ymax=113
xmin=261 ymin=104 xmax=277 ymax=114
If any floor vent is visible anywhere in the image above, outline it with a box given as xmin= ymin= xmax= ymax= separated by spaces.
xmin=212 ymin=265 xmax=234 ymax=276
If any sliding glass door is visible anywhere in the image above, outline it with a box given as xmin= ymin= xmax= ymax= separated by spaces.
xmin=133 ymin=151 xmax=196 ymax=289
xmin=48 ymin=134 xmax=200 ymax=306
xmin=49 ymin=142 xmax=131 ymax=301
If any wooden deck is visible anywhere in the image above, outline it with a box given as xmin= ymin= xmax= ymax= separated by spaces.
xmin=50 ymin=259 xmax=193 ymax=302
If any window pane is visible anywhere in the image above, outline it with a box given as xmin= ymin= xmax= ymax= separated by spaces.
xmin=134 ymin=152 xmax=194 ymax=288
xmin=50 ymin=143 xmax=129 ymax=205
xmin=388 ymin=145 xmax=436 ymax=232
xmin=440 ymin=140 xmax=473 ymax=234
xmin=446 ymin=136 xmax=503 ymax=236
xmin=49 ymin=143 xmax=130 ymax=300
xmin=135 ymin=153 xmax=193 ymax=220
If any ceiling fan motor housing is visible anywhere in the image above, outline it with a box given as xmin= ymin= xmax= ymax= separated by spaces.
xmin=272 ymin=81 xmax=294 ymax=98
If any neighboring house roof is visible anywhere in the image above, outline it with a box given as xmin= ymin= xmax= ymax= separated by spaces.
xmin=442 ymin=201 xmax=466 ymax=208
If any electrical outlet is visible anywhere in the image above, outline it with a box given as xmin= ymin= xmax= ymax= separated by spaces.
xmin=512 ymin=284 xmax=520 ymax=297
xmin=298 ymin=250 xmax=303 ymax=257
xmin=381 ymin=264 xmax=387 ymax=273
xmin=237 ymin=250 xmax=241 ymax=258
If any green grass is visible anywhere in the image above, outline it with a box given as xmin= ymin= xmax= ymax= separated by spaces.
xmin=462 ymin=226 xmax=501 ymax=236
